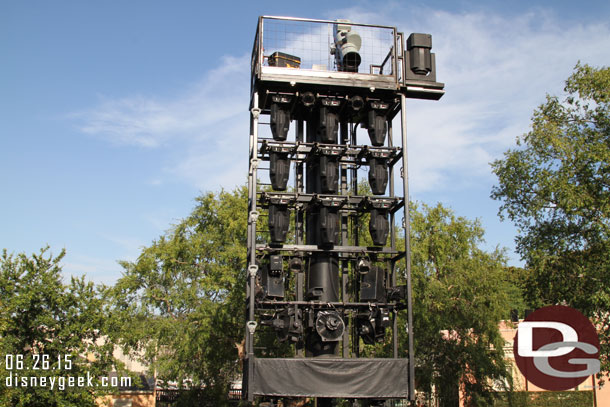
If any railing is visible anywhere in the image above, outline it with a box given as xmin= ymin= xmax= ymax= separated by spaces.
xmin=251 ymin=16 xmax=400 ymax=90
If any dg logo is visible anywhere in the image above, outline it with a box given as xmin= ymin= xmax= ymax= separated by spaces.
xmin=514 ymin=305 xmax=600 ymax=391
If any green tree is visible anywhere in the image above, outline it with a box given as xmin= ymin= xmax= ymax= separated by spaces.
xmin=110 ymin=187 xmax=249 ymax=405
xmin=0 ymin=248 xmax=118 ymax=407
xmin=409 ymin=203 xmax=519 ymax=406
xmin=491 ymin=63 xmax=610 ymax=372
xmin=113 ymin=184 xmax=522 ymax=406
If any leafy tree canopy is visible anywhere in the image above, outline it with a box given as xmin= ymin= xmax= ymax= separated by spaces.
xmin=110 ymin=187 xmax=249 ymax=405
xmin=409 ymin=203 xmax=521 ymax=406
xmin=491 ymin=63 xmax=610 ymax=372
xmin=113 ymin=184 xmax=522 ymax=406
xmin=0 ymin=248 xmax=118 ymax=407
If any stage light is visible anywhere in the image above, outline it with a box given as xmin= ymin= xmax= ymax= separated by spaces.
xmin=407 ymin=33 xmax=432 ymax=75
xmin=357 ymin=308 xmax=390 ymax=345
xmin=319 ymin=206 xmax=339 ymax=245
xmin=261 ymin=261 xmax=285 ymax=298
xmin=349 ymin=95 xmax=364 ymax=111
xmin=270 ymin=101 xmax=291 ymax=141
xmin=269 ymin=152 xmax=290 ymax=190
xmin=315 ymin=310 xmax=345 ymax=342
xmin=268 ymin=204 xmax=290 ymax=243
xmin=368 ymin=157 xmax=388 ymax=195
xmin=367 ymin=101 xmax=389 ymax=146
xmin=318 ymin=104 xmax=339 ymax=143
xmin=301 ymin=91 xmax=316 ymax=107
xmin=319 ymin=155 xmax=339 ymax=194
xmin=331 ymin=20 xmax=362 ymax=72
xmin=369 ymin=208 xmax=389 ymax=246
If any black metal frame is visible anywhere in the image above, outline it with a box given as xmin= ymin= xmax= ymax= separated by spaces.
xmin=244 ymin=16 xmax=444 ymax=404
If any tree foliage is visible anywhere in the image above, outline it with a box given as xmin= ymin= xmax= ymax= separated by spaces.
xmin=113 ymin=184 xmax=522 ymax=406
xmin=110 ymin=187 xmax=249 ymax=405
xmin=409 ymin=203 xmax=519 ymax=406
xmin=491 ymin=63 xmax=610 ymax=372
xmin=0 ymin=248 xmax=118 ymax=407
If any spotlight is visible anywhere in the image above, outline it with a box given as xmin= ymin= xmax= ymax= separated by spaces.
xmin=331 ymin=20 xmax=362 ymax=72
xmin=315 ymin=310 xmax=345 ymax=342
xmin=367 ymin=101 xmax=389 ymax=146
xmin=269 ymin=152 xmax=290 ymax=190
xmin=319 ymin=155 xmax=339 ymax=194
xmin=357 ymin=308 xmax=390 ymax=345
xmin=368 ymin=157 xmax=388 ymax=195
xmin=270 ymin=101 xmax=291 ymax=141
xmin=261 ymin=259 xmax=284 ymax=298
xmin=319 ymin=206 xmax=339 ymax=245
xmin=301 ymin=91 xmax=316 ymax=107
xmin=406 ymin=33 xmax=432 ymax=76
xmin=289 ymin=257 xmax=303 ymax=273
xmin=356 ymin=257 xmax=371 ymax=273
xmin=369 ymin=208 xmax=389 ymax=246
xmin=349 ymin=95 xmax=364 ymax=111
xmin=318 ymin=104 xmax=339 ymax=143
xmin=268 ymin=204 xmax=290 ymax=243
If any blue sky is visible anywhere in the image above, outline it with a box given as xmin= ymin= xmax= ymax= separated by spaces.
xmin=2 ymin=1 xmax=610 ymax=284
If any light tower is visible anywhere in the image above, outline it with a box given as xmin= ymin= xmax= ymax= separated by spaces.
xmin=243 ymin=16 xmax=444 ymax=405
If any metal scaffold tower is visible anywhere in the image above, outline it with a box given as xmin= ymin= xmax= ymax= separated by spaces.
xmin=243 ymin=16 xmax=444 ymax=405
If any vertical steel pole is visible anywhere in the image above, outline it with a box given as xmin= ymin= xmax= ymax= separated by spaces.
xmin=400 ymin=94 xmax=415 ymax=401
xmin=388 ymin=119 xmax=398 ymax=360
xmin=246 ymin=91 xmax=260 ymax=402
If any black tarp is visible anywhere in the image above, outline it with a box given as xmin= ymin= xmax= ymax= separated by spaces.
xmin=249 ymin=357 xmax=408 ymax=398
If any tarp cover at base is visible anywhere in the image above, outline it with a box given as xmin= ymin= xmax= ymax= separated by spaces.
xmin=249 ymin=357 xmax=408 ymax=398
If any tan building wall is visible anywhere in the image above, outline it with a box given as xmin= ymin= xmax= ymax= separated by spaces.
xmin=96 ymin=391 xmax=155 ymax=407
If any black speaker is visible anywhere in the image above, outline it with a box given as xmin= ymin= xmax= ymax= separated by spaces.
xmin=359 ymin=266 xmax=386 ymax=302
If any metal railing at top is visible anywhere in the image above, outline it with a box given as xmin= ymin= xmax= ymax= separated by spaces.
xmin=251 ymin=16 xmax=400 ymax=87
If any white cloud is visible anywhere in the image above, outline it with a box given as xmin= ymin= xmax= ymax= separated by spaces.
xmin=75 ymin=8 xmax=610 ymax=196
xmin=337 ymin=6 xmax=610 ymax=192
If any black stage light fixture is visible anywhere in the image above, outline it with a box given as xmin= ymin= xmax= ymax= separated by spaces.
xmin=319 ymin=206 xmax=340 ymax=245
xmin=261 ymin=261 xmax=285 ymax=298
xmin=357 ymin=308 xmax=390 ymax=345
xmin=350 ymin=95 xmax=364 ymax=111
xmin=268 ymin=204 xmax=290 ymax=243
xmin=369 ymin=208 xmax=389 ymax=246
xmin=331 ymin=20 xmax=362 ymax=72
xmin=407 ymin=33 xmax=432 ymax=76
xmin=318 ymin=100 xmax=340 ymax=143
xmin=289 ymin=257 xmax=303 ymax=273
xmin=315 ymin=310 xmax=345 ymax=342
xmin=301 ymin=91 xmax=316 ymax=107
xmin=319 ymin=154 xmax=339 ymax=193
xmin=269 ymin=152 xmax=290 ymax=190
xmin=271 ymin=307 xmax=302 ymax=343
xmin=368 ymin=157 xmax=388 ymax=195
xmin=270 ymin=97 xmax=291 ymax=141
xmin=367 ymin=101 xmax=389 ymax=146
xmin=356 ymin=257 xmax=371 ymax=274
xmin=359 ymin=266 xmax=386 ymax=302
